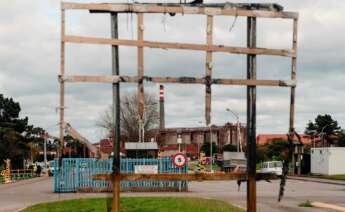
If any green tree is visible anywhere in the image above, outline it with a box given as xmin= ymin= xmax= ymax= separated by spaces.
xmin=256 ymin=145 xmax=269 ymax=163
xmin=64 ymin=135 xmax=86 ymax=158
xmin=200 ymin=142 xmax=217 ymax=157
xmin=255 ymin=139 xmax=289 ymax=162
xmin=304 ymin=121 xmax=317 ymax=136
xmin=305 ymin=114 xmax=341 ymax=146
xmin=336 ymin=130 xmax=345 ymax=147
xmin=222 ymin=144 xmax=237 ymax=152
xmin=0 ymin=94 xmax=45 ymax=168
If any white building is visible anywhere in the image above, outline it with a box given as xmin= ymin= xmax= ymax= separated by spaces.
xmin=311 ymin=147 xmax=345 ymax=175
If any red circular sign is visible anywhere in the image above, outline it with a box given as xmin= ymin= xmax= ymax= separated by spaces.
xmin=172 ymin=153 xmax=187 ymax=168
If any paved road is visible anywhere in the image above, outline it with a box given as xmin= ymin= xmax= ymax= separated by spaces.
xmin=0 ymin=177 xmax=344 ymax=212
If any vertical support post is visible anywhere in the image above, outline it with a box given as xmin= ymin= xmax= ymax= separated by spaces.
xmin=289 ymin=18 xmax=298 ymax=175
xmin=279 ymin=17 xmax=298 ymax=202
xmin=289 ymin=18 xmax=298 ymax=137
xmin=205 ymin=15 xmax=213 ymax=126
xmin=297 ymin=150 xmax=301 ymax=176
xmin=137 ymin=13 xmax=145 ymax=142
xmin=58 ymin=7 xmax=66 ymax=191
xmin=111 ymin=12 xmax=120 ymax=212
xmin=246 ymin=16 xmax=257 ymax=212
xmin=291 ymin=145 xmax=296 ymax=175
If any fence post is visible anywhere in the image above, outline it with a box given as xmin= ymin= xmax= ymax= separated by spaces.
xmin=76 ymin=159 xmax=80 ymax=190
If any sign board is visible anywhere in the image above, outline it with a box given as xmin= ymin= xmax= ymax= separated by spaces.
xmin=173 ymin=153 xmax=187 ymax=168
xmin=134 ymin=165 xmax=158 ymax=174
xmin=100 ymin=139 xmax=113 ymax=154
xmin=80 ymin=162 xmax=88 ymax=169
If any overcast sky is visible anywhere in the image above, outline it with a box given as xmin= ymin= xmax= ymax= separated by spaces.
xmin=1 ymin=0 xmax=344 ymax=142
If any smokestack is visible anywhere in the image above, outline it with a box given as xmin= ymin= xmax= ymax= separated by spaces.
xmin=159 ymin=85 xmax=165 ymax=129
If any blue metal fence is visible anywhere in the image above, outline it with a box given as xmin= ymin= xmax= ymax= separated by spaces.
xmin=54 ymin=158 xmax=188 ymax=192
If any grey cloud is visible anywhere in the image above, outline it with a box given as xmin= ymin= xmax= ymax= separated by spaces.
xmin=1 ymin=0 xmax=344 ymax=142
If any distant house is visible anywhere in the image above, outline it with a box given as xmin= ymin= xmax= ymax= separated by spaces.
xmin=154 ymin=123 xmax=246 ymax=152
xmin=95 ymin=139 xmax=126 ymax=159
xmin=96 ymin=123 xmax=246 ymax=159
xmin=256 ymin=134 xmax=320 ymax=146
xmin=159 ymin=144 xmax=198 ymax=159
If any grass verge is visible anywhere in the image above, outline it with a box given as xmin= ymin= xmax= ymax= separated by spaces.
xmin=23 ymin=197 xmax=244 ymax=212
xmin=298 ymin=200 xmax=313 ymax=207
xmin=317 ymin=174 xmax=345 ymax=181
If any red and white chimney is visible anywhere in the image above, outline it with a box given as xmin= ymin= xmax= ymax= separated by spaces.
xmin=159 ymin=85 xmax=165 ymax=129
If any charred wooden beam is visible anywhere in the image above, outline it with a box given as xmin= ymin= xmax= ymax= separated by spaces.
xmin=247 ymin=16 xmax=257 ymax=212
xmin=205 ymin=15 xmax=213 ymax=126
xmin=279 ymin=17 xmax=299 ymax=203
xmin=60 ymin=75 xmax=136 ymax=83
xmin=137 ymin=13 xmax=145 ymax=143
xmin=93 ymin=172 xmax=278 ymax=181
xmin=111 ymin=12 xmax=121 ymax=212
xmin=62 ymin=3 xmax=298 ymax=19
xmin=60 ymin=75 xmax=296 ymax=87
xmin=94 ymin=172 xmax=246 ymax=181
xmin=63 ymin=35 xmax=295 ymax=57
xmin=58 ymin=8 xmax=65 ymax=192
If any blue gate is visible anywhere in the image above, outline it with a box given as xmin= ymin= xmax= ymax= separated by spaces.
xmin=54 ymin=158 xmax=188 ymax=192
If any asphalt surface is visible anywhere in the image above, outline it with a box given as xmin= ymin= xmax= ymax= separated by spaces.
xmin=0 ymin=177 xmax=344 ymax=212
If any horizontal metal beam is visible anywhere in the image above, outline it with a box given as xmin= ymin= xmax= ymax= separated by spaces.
xmin=62 ymin=3 xmax=298 ymax=19
xmin=63 ymin=35 xmax=295 ymax=57
xmin=94 ymin=172 xmax=247 ymax=181
xmin=59 ymin=75 xmax=297 ymax=87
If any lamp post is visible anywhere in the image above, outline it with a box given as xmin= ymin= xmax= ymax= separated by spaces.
xmin=226 ymin=108 xmax=242 ymax=152
xmin=320 ymin=123 xmax=335 ymax=147
xmin=177 ymin=134 xmax=182 ymax=152
xmin=309 ymin=129 xmax=317 ymax=148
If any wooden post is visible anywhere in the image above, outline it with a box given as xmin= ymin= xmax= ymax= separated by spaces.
xmin=205 ymin=15 xmax=213 ymax=126
xmin=58 ymin=7 xmax=66 ymax=191
xmin=289 ymin=19 xmax=298 ymax=134
xmin=111 ymin=12 xmax=121 ymax=212
xmin=289 ymin=18 xmax=298 ymax=175
xmin=246 ymin=16 xmax=257 ymax=212
xmin=291 ymin=151 xmax=295 ymax=175
xmin=137 ymin=13 xmax=144 ymax=142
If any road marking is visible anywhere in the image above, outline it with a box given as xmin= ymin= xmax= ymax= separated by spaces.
xmin=312 ymin=202 xmax=345 ymax=212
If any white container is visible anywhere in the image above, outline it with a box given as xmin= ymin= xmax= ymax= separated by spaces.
xmin=311 ymin=147 xmax=345 ymax=175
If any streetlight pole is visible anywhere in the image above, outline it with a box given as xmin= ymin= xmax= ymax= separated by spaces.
xmin=226 ymin=108 xmax=241 ymax=152
xmin=320 ymin=123 xmax=334 ymax=147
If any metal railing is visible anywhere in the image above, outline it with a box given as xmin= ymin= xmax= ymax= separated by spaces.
xmin=54 ymin=158 xmax=188 ymax=192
